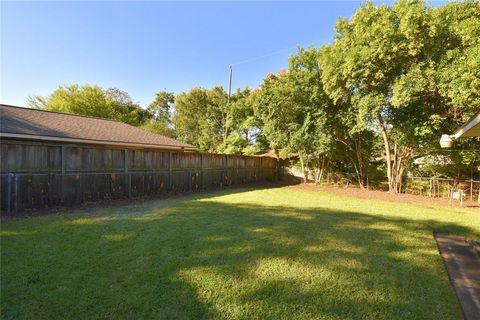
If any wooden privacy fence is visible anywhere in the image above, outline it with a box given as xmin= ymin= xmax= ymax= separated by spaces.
xmin=0 ymin=140 xmax=279 ymax=215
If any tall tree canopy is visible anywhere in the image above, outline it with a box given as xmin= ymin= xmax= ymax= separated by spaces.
xmin=219 ymin=87 xmax=268 ymax=155
xmin=173 ymin=86 xmax=265 ymax=153
xmin=173 ymin=87 xmax=224 ymax=152
xmin=141 ymin=91 xmax=176 ymax=137
xmin=320 ymin=0 xmax=480 ymax=192
xmin=28 ymin=84 xmax=149 ymax=126
xmin=255 ymin=48 xmax=339 ymax=182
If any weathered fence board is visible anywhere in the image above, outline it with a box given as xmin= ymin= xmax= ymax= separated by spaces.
xmin=0 ymin=140 xmax=278 ymax=214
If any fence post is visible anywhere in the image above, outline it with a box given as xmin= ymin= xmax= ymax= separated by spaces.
xmin=124 ymin=149 xmax=129 ymax=173
xmin=6 ymin=174 xmax=12 ymax=214
xmin=200 ymin=153 xmax=204 ymax=189
xmin=470 ymin=178 xmax=473 ymax=201
xmin=169 ymin=152 xmax=173 ymax=190
xmin=224 ymin=155 xmax=228 ymax=187
xmin=59 ymin=171 xmax=64 ymax=205
xmin=61 ymin=146 xmax=65 ymax=174
xmin=14 ymin=174 xmax=19 ymax=213
xmin=188 ymin=171 xmax=192 ymax=190
xmin=75 ymin=175 xmax=80 ymax=204
xmin=260 ymin=157 xmax=263 ymax=181
xmin=124 ymin=149 xmax=130 ymax=197
xmin=275 ymin=158 xmax=280 ymax=182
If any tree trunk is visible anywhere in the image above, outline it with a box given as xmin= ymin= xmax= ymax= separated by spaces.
xmin=351 ymin=161 xmax=365 ymax=190
xmin=336 ymin=138 xmax=368 ymax=189
xmin=470 ymin=166 xmax=474 ymax=201
xmin=478 ymin=185 xmax=480 ymax=204
xmin=299 ymin=154 xmax=308 ymax=183
xmin=355 ymin=143 xmax=366 ymax=189
xmin=378 ymin=116 xmax=394 ymax=192
xmin=314 ymin=156 xmax=328 ymax=184
xmin=395 ymin=162 xmax=405 ymax=193
xmin=314 ymin=169 xmax=320 ymax=184
xmin=319 ymin=157 xmax=327 ymax=185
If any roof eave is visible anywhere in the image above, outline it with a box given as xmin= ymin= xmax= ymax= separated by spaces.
xmin=453 ymin=112 xmax=480 ymax=139
xmin=0 ymin=132 xmax=198 ymax=151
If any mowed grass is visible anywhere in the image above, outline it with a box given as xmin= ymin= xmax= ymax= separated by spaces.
xmin=1 ymin=186 xmax=479 ymax=319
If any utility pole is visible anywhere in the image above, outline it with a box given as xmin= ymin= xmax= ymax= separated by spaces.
xmin=224 ymin=65 xmax=233 ymax=142
xmin=227 ymin=65 xmax=232 ymax=103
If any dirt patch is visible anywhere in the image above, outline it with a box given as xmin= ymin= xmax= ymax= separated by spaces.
xmin=286 ymin=183 xmax=480 ymax=209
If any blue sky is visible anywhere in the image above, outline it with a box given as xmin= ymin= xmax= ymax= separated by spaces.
xmin=1 ymin=1 xmax=444 ymax=108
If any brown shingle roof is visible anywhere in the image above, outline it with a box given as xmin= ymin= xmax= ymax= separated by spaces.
xmin=0 ymin=105 xmax=197 ymax=150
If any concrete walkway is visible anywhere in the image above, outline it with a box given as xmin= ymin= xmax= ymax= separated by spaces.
xmin=435 ymin=234 xmax=480 ymax=320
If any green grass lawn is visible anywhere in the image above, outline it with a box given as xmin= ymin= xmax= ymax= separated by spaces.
xmin=1 ymin=186 xmax=479 ymax=319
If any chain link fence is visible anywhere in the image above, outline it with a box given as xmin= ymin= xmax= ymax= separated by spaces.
xmin=283 ymin=167 xmax=480 ymax=202
xmin=404 ymin=176 xmax=480 ymax=202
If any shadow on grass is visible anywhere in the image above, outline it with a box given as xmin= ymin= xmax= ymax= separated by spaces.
xmin=1 ymin=196 xmax=476 ymax=319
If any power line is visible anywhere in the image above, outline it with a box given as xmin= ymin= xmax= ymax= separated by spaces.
xmin=231 ymin=46 xmax=297 ymax=66
xmin=226 ymin=40 xmax=324 ymax=94
xmin=230 ymin=39 xmax=324 ymax=67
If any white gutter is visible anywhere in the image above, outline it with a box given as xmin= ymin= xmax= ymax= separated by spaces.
xmin=0 ymin=132 xmax=198 ymax=151
xmin=452 ymin=112 xmax=480 ymax=139
xmin=440 ymin=112 xmax=480 ymax=148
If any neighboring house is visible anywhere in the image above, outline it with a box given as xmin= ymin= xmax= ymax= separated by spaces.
xmin=413 ymin=155 xmax=452 ymax=169
xmin=0 ymin=104 xmax=197 ymax=152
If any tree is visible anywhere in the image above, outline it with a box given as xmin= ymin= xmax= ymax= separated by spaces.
xmin=320 ymin=0 xmax=479 ymax=192
xmin=218 ymin=88 xmax=268 ymax=155
xmin=255 ymin=48 xmax=338 ymax=183
xmin=28 ymin=84 xmax=111 ymax=118
xmin=148 ymin=91 xmax=175 ymax=124
xmin=27 ymin=84 xmax=149 ymax=126
xmin=105 ymin=88 xmax=151 ymax=126
xmin=173 ymin=87 xmax=223 ymax=151
xmin=142 ymin=91 xmax=176 ymax=137
xmin=172 ymin=86 xmax=265 ymax=154
xmin=435 ymin=1 xmax=480 ymax=125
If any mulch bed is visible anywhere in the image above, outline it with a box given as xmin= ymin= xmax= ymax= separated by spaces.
xmin=286 ymin=183 xmax=480 ymax=209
